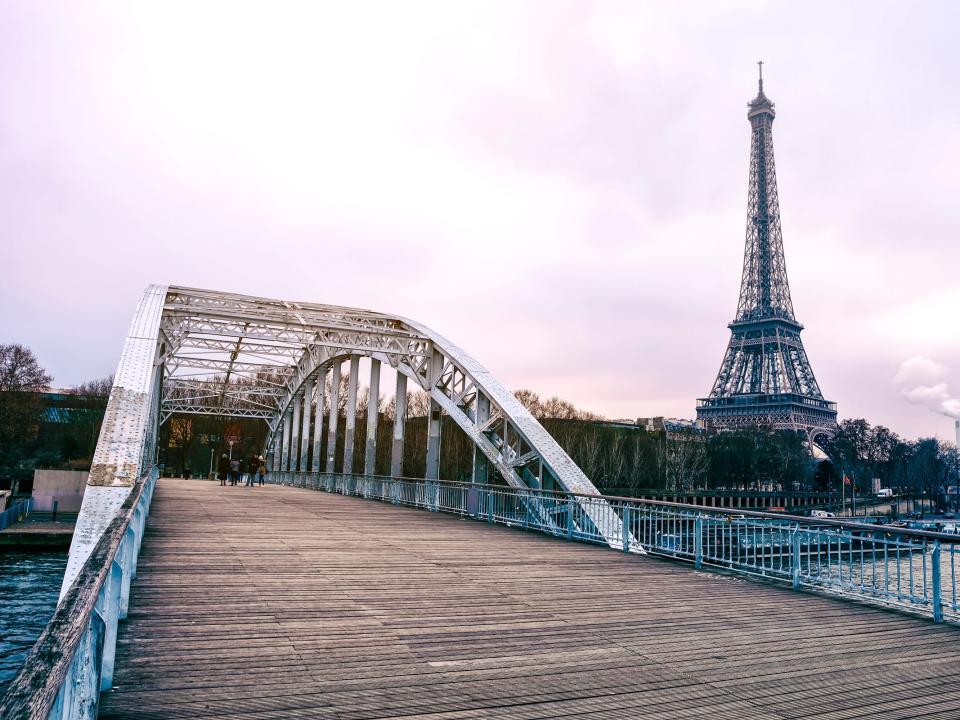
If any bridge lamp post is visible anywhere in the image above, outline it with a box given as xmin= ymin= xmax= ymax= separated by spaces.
xmin=206 ymin=434 xmax=218 ymax=477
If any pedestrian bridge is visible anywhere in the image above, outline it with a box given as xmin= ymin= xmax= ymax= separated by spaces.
xmin=3 ymin=286 xmax=960 ymax=719
xmin=40 ymin=477 xmax=960 ymax=719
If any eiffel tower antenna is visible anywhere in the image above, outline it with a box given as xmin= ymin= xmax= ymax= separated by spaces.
xmin=696 ymin=67 xmax=837 ymax=445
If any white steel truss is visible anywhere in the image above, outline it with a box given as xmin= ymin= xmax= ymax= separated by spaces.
xmin=74 ymin=284 xmax=625 ymax=548
xmin=69 ymin=285 xmax=636 ymax=592
xmin=156 ymin=286 xmax=600 ymax=492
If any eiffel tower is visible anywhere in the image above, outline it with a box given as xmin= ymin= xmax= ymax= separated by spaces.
xmin=697 ymin=64 xmax=837 ymax=442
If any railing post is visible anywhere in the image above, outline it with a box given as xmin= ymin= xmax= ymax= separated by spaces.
xmin=130 ymin=507 xmax=143 ymax=580
xmin=49 ymin=682 xmax=66 ymax=720
xmin=70 ymin=610 xmax=105 ymax=720
xmin=622 ymin=505 xmax=631 ymax=553
xmin=62 ymin=638 xmax=80 ymax=719
xmin=694 ymin=515 xmax=703 ymax=569
xmin=89 ymin=609 xmax=106 ymax=716
xmin=932 ymin=540 xmax=943 ymax=623
xmin=566 ymin=497 xmax=574 ymax=540
xmin=487 ymin=489 xmax=494 ymax=524
xmin=88 ymin=607 xmax=107 ymax=708
xmin=119 ymin=527 xmax=135 ymax=618
xmin=129 ymin=505 xmax=141 ymax=560
xmin=100 ymin=559 xmax=124 ymax=690
xmin=791 ymin=527 xmax=801 ymax=592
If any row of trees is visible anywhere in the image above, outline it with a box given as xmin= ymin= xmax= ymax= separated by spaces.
xmin=537 ymin=411 xmax=959 ymax=499
xmin=511 ymin=391 xmax=960 ymax=499
xmin=127 ymin=390 xmax=960 ymax=500
xmin=4 ymin=343 xmax=958 ymax=502
xmin=822 ymin=419 xmax=960 ymax=502
xmin=516 ymin=389 xmax=812 ymax=494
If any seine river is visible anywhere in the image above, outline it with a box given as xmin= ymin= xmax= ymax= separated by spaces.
xmin=0 ymin=551 xmax=67 ymax=696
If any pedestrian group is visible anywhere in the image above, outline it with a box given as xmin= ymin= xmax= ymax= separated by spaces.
xmin=217 ymin=453 xmax=268 ymax=487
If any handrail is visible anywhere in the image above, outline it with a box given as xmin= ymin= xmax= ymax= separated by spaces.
xmin=312 ymin=471 xmax=960 ymax=543
xmin=0 ymin=498 xmax=32 ymax=530
xmin=270 ymin=471 xmax=960 ymax=624
xmin=0 ymin=467 xmax=158 ymax=720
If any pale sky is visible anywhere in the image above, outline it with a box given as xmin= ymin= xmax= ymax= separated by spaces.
xmin=2 ymin=2 xmax=958 ymax=441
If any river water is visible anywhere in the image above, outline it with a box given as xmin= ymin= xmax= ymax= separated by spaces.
xmin=0 ymin=551 xmax=67 ymax=696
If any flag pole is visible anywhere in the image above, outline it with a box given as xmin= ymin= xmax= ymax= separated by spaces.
xmin=852 ymin=474 xmax=856 ymax=517
xmin=841 ymin=466 xmax=845 ymax=516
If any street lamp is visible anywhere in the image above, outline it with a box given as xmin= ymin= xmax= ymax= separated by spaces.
xmin=228 ymin=440 xmax=234 ymax=460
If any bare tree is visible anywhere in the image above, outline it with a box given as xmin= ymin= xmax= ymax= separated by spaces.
xmin=514 ymin=388 xmax=603 ymax=421
xmin=574 ymin=425 xmax=603 ymax=481
xmin=0 ymin=344 xmax=52 ymax=470
xmin=602 ymin=430 xmax=627 ymax=488
xmin=382 ymin=394 xmax=397 ymax=422
xmin=0 ymin=344 xmax=52 ymax=392
xmin=76 ymin=374 xmax=114 ymax=397
xmin=514 ymin=388 xmax=542 ymax=415
xmin=405 ymin=390 xmax=431 ymax=418
xmin=665 ymin=433 xmax=708 ymax=492
xmin=167 ymin=418 xmax=195 ymax=475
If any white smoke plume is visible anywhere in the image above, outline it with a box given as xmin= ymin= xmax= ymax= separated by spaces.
xmin=894 ymin=356 xmax=960 ymax=419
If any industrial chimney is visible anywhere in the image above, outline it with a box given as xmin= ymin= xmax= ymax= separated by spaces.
xmin=956 ymin=419 xmax=959 ymax=448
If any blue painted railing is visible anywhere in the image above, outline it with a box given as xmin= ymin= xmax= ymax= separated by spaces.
xmin=0 ymin=498 xmax=32 ymax=530
xmin=0 ymin=467 xmax=158 ymax=719
xmin=271 ymin=471 xmax=960 ymax=625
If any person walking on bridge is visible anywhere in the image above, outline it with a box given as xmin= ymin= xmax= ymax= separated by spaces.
xmin=245 ymin=455 xmax=257 ymax=486
xmin=230 ymin=457 xmax=240 ymax=486
xmin=257 ymin=456 xmax=267 ymax=486
xmin=218 ymin=453 xmax=230 ymax=486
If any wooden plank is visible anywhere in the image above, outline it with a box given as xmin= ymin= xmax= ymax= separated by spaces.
xmin=98 ymin=479 xmax=960 ymax=720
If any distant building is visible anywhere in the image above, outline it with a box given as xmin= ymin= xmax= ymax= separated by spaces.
xmin=595 ymin=417 xmax=704 ymax=436
xmin=635 ymin=417 xmax=702 ymax=434
xmin=37 ymin=389 xmax=108 ymax=426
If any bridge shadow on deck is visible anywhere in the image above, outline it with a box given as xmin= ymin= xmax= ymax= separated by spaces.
xmin=99 ymin=479 xmax=960 ymax=720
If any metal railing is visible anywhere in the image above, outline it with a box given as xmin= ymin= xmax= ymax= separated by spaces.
xmin=270 ymin=471 xmax=960 ymax=624
xmin=0 ymin=467 xmax=158 ymax=720
xmin=0 ymin=498 xmax=32 ymax=530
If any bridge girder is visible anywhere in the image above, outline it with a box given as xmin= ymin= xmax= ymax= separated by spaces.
xmin=157 ymin=285 xmax=602 ymax=501
xmin=64 ymin=285 xmax=624 ymax=597
xmin=63 ymin=285 xmax=615 ymax=589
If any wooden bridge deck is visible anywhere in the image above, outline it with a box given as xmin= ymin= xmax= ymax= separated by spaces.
xmin=99 ymin=478 xmax=960 ymax=720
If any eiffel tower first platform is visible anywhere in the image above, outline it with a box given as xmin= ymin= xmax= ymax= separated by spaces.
xmin=697 ymin=65 xmax=837 ymax=440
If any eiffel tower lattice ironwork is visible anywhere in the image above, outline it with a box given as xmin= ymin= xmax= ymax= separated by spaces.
xmin=697 ymin=64 xmax=837 ymax=441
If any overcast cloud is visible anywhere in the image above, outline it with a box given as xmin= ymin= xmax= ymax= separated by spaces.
xmin=1 ymin=1 xmax=958 ymax=440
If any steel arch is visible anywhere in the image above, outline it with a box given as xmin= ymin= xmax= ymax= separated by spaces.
xmin=154 ymin=286 xmax=600 ymax=495
xmin=66 ymin=285 xmax=628 ymax=593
